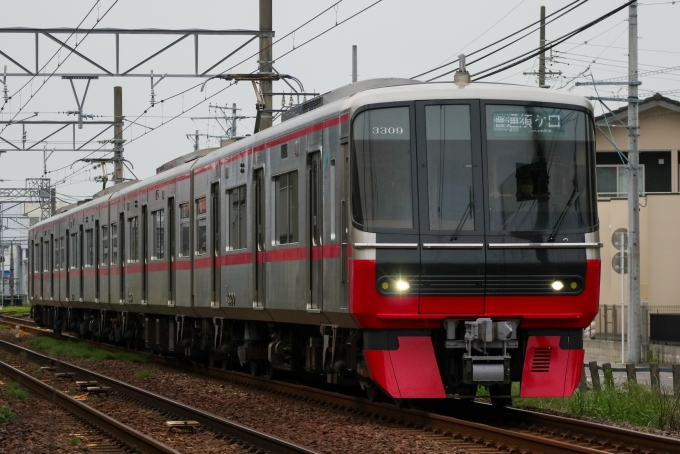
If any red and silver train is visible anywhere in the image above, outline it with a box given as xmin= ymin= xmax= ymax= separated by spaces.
xmin=28 ymin=77 xmax=601 ymax=404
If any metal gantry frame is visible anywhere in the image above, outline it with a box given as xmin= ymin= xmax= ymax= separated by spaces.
xmin=0 ymin=28 xmax=273 ymax=78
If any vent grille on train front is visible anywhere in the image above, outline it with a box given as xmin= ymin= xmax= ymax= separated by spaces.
xmin=531 ymin=347 xmax=552 ymax=373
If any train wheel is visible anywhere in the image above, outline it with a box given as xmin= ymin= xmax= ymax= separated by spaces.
xmin=264 ymin=362 xmax=278 ymax=380
xmin=489 ymin=384 xmax=512 ymax=407
xmin=209 ymin=352 xmax=217 ymax=368
xmin=249 ymin=359 xmax=263 ymax=377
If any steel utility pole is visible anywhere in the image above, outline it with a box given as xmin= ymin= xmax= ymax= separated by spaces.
xmin=9 ymin=243 xmax=13 ymax=306
xmin=539 ymin=6 xmax=546 ymax=88
xmin=627 ymin=1 xmax=641 ymax=363
xmin=113 ymin=86 xmax=124 ymax=184
xmin=259 ymin=0 xmax=273 ymax=131
xmin=352 ymin=45 xmax=358 ymax=83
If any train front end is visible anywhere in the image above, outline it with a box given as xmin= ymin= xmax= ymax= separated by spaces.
xmin=348 ymin=91 xmax=600 ymax=401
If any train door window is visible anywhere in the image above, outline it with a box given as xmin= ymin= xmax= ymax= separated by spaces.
xmin=102 ymin=225 xmax=109 ymax=265
xmin=60 ymin=237 xmax=65 ymax=270
xmin=228 ymin=185 xmax=247 ymax=250
xmin=110 ymin=223 xmax=117 ymax=265
xmin=425 ymin=105 xmax=474 ymax=231
xmin=152 ymin=209 xmax=165 ymax=260
xmin=54 ymin=238 xmax=60 ymax=271
xmin=44 ymin=240 xmax=50 ymax=272
xmin=33 ymin=242 xmax=39 ymax=274
xmin=179 ymin=203 xmax=190 ymax=257
xmin=70 ymin=232 xmax=78 ymax=269
xmin=274 ymin=171 xmax=298 ymax=244
xmin=128 ymin=216 xmax=139 ymax=262
xmin=85 ymin=229 xmax=94 ymax=267
xmin=195 ymin=198 xmax=207 ymax=255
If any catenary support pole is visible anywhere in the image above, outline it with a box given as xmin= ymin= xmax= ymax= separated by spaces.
xmin=539 ymin=5 xmax=546 ymax=87
xmin=352 ymin=45 xmax=358 ymax=83
xmin=113 ymin=86 xmax=124 ymax=184
xmin=627 ymin=1 xmax=641 ymax=363
xmin=259 ymin=0 xmax=273 ymax=131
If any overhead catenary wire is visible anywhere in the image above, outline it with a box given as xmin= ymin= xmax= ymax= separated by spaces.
xmin=412 ymin=0 xmax=589 ymax=80
xmin=471 ymin=0 xmax=637 ymax=81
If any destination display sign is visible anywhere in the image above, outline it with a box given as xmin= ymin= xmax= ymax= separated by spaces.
xmin=492 ymin=111 xmax=562 ymax=134
xmin=485 ymin=106 xmax=586 ymax=139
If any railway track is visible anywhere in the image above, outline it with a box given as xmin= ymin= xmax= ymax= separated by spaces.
xmin=2 ymin=317 xmax=679 ymax=453
xmin=0 ymin=359 xmax=180 ymax=454
xmin=0 ymin=337 xmax=319 ymax=454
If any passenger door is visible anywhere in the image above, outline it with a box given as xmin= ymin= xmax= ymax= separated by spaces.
xmin=416 ymin=101 xmax=485 ymax=314
xmin=253 ymin=169 xmax=265 ymax=308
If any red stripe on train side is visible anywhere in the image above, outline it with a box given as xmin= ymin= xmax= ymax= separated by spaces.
xmin=174 ymin=260 xmax=191 ymax=271
xmin=220 ymin=252 xmax=251 ymax=266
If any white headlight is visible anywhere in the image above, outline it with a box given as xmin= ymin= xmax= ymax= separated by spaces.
xmin=552 ymin=280 xmax=564 ymax=291
xmin=395 ymin=280 xmax=410 ymax=292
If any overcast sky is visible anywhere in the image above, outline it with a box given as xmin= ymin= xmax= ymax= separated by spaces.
xmin=0 ymin=0 xmax=678 ymax=215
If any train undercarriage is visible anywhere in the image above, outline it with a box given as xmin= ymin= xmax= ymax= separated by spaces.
xmin=30 ymin=305 xmax=582 ymax=406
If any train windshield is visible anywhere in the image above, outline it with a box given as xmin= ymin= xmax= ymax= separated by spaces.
xmin=486 ymin=105 xmax=595 ymax=233
xmin=351 ymin=107 xmax=414 ymax=230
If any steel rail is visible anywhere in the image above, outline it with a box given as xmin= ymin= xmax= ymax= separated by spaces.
xmin=0 ymin=359 xmax=180 ymax=454
xmin=3 ymin=317 xmax=679 ymax=453
xmin=0 ymin=338 xmax=319 ymax=454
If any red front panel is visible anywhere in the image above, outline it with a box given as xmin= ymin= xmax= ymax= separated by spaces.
xmin=350 ymin=259 xmax=601 ymax=329
xmin=519 ymin=335 xmax=585 ymax=398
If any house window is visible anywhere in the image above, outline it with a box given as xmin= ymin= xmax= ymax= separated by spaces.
xmin=596 ymin=164 xmax=645 ymax=198
xmin=128 ymin=216 xmax=139 ymax=262
xmin=110 ymin=223 xmax=118 ymax=265
xmin=274 ymin=171 xmax=298 ymax=244
xmin=180 ymin=203 xmax=190 ymax=257
xmin=195 ymin=198 xmax=207 ymax=255
xmin=228 ymin=186 xmax=247 ymax=250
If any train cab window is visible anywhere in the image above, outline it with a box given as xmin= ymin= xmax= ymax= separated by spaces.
xmin=425 ymin=105 xmax=475 ymax=231
xmin=85 ymin=229 xmax=94 ymax=267
xmin=485 ymin=105 xmax=596 ymax=232
xmin=228 ymin=186 xmax=247 ymax=250
xmin=153 ymin=209 xmax=165 ymax=260
xmin=179 ymin=203 xmax=190 ymax=257
xmin=70 ymin=233 xmax=78 ymax=269
xmin=102 ymin=225 xmax=109 ymax=265
xmin=195 ymin=198 xmax=207 ymax=255
xmin=110 ymin=223 xmax=118 ymax=265
xmin=274 ymin=171 xmax=298 ymax=244
xmin=128 ymin=217 xmax=139 ymax=262
xmin=351 ymin=106 xmax=413 ymax=230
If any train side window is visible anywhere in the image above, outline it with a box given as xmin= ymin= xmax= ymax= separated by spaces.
xmin=195 ymin=198 xmax=207 ymax=255
xmin=85 ymin=229 xmax=94 ymax=267
xmin=179 ymin=203 xmax=190 ymax=257
xmin=152 ymin=209 xmax=165 ymax=260
xmin=70 ymin=232 xmax=78 ymax=269
xmin=274 ymin=171 xmax=298 ymax=244
xmin=228 ymin=186 xmax=247 ymax=250
xmin=128 ymin=216 xmax=139 ymax=262
xmin=102 ymin=225 xmax=109 ymax=265
xmin=110 ymin=223 xmax=118 ymax=265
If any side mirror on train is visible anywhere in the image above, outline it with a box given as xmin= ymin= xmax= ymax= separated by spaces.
xmin=514 ymin=162 xmax=550 ymax=202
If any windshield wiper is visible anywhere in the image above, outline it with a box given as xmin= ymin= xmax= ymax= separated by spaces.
xmin=548 ymin=188 xmax=579 ymax=242
xmin=450 ymin=187 xmax=474 ymax=241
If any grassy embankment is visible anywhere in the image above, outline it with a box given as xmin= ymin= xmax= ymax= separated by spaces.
xmin=24 ymin=337 xmax=149 ymax=363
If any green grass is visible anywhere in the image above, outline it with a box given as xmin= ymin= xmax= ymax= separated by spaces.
xmin=0 ymin=305 xmax=32 ymax=316
xmin=24 ymin=337 xmax=149 ymax=363
xmin=0 ymin=324 xmax=9 ymax=330
xmin=512 ymin=381 xmax=680 ymax=431
xmin=135 ymin=369 xmax=152 ymax=379
xmin=69 ymin=436 xmax=80 ymax=446
xmin=6 ymin=382 xmax=28 ymax=401
xmin=0 ymin=405 xmax=15 ymax=422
